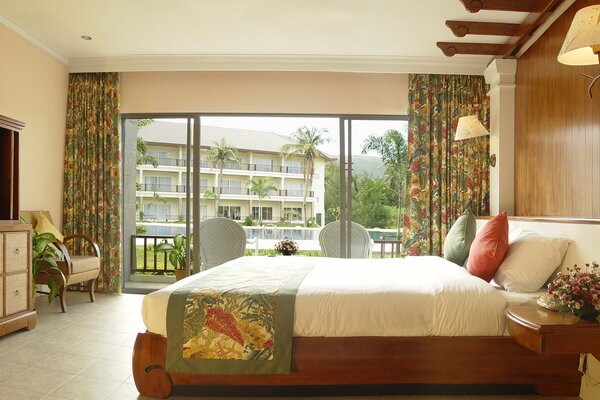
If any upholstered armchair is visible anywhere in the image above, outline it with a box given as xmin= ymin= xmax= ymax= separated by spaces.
xmin=20 ymin=211 xmax=100 ymax=312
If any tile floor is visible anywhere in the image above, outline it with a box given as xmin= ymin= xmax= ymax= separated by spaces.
xmin=0 ymin=292 xmax=581 ymax=400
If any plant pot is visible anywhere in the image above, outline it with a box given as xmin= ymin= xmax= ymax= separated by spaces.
xmin=174 ymin=270 xmax=188 ymax=281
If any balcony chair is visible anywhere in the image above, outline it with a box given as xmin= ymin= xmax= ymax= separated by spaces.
xmin=199 ymin=217 xmax=247 ymax=270
xmin=20 ymin=211 xmax=100 ymax=312
xmin=319 ymin=221 xmax=373 ymax=258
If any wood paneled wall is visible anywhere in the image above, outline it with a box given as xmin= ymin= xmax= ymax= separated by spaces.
xmin=515 ymin=0 xmax=600 ymax=217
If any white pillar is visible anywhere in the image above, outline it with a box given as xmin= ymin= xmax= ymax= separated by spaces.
xmin=484 ymin=59 xmax=517 ymax=215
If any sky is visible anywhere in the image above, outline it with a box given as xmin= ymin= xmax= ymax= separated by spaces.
xmin=164 ymin=116 xmax=407 ymax=156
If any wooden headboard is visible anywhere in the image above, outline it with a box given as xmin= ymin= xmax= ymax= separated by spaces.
xmin=477 ymin=217 xmax=600 ymax=273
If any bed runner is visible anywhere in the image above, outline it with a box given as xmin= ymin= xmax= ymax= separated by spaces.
xmin=166 ymin=256 xmax=316 ymax=374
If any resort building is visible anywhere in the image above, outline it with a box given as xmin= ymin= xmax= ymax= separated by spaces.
xmin=136 ymin=121 xmax=334 ymax=227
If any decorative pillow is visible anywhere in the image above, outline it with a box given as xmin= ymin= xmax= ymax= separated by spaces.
xmin=467 ymin=212 xmax=509 ymax=282
xmin=443 ymin=211 xmax=476 ymax=266
xmin=35 ymin=213 xmax=65 ymax=242
xmin=494 ymin=230 xmax=570 ymax=292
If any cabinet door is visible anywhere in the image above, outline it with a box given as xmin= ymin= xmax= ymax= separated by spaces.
xmin=5 ymin=232 xmax=28 ymax=273
xmin=5 ymin=272 xmax=28 ymax=315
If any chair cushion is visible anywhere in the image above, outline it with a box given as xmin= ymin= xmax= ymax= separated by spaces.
xmin=35 ymin=213 xmax=65 ymax=242
xmin=70 ymin=256 xmax=100 ymax=274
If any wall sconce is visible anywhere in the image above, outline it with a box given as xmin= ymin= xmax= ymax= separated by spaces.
xmin=454 ymin=115 xmax=496 ymax=167
xmin=557 ymin=5 xmax=600 ymax=98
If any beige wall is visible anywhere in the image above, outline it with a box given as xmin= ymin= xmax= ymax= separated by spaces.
xmin=0 ymin=25 xmax=68 ymax=228
xmin=121 ymin=71 xmax=407 ymax=115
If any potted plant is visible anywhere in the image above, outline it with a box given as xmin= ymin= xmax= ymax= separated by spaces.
xmin=546 ymin=262 xmax=600 ymax=321
xmin=31 ymin=230 xmax=66 ymax=305
xmin=155 ymin=234 xmax=191 ymax=280
xmin=275 ymin=237 xmax=299 ymax=256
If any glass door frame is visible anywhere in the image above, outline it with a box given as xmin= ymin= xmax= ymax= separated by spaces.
xmin=121 ymin=112 xmax=406 ymax=291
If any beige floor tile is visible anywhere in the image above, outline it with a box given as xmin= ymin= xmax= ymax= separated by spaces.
xmin=5 ymin=367 xmax=74 ymax=394
xmin=0 ymin=330 xmax=43 ymax=355
xmin=50 ymin=375 xmax=121 ymax=400
xmin=104 ymin=382 xmax=141 ymax=400
xmin=0 ymin=385 xmax=45 ymax=400
xmin=3 ymin=345 xmax=56 ymax=367
xmin=79 ymin=359 xmax=132 ymax=383
xmin=36 ymin=353 xmax=98 ymax=375
xmin=101 ymin=344 xmax=133 ymax=363
xmin=0 ymin=360 xmax=30 ymax=383
xmin=62 ymin=339 xmax=117 ymax=358
xmin=87 ymin=330 xmax=132 ymax=345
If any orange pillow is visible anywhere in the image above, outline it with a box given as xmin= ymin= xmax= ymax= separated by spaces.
xmin=467 ymin=212 xmax=509 ymax=282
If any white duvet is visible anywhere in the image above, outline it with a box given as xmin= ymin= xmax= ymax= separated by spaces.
xmin=142 ymin=256 xmax=521 ymax=338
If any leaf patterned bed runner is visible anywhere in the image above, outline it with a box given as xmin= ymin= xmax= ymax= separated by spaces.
xmin=166 ymin=256 xmax=316 ymax=374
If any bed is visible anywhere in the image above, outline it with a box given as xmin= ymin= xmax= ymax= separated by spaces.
xmin=133 ymin=217 xmax=598 ymax=398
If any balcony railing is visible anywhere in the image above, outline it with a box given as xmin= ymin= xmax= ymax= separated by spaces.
xmin=139 ymin=185 xmax=313 ymax=197
xmin=141 ymin=158 xmax=306 ymax=174
xmin=130 ymin=229 xmax=402 ymax=274
xmin=139 ymin=184 xmax=186 ymax=193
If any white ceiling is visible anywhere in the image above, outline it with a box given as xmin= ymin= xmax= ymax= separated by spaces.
xmin=0 ymin=0 xmax=535 ymax=74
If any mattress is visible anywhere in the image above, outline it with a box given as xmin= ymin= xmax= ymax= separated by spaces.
xmin=142 ymin=256 xmax=542 ymax=338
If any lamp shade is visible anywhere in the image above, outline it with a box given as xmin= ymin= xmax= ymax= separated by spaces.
xmin=557 ymin=5 xmax=600 ymax=66
xmin=455 ymin=115 xmax=489 ymax=141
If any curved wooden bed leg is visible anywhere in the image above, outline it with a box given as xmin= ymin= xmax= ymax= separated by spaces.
xmin=132 ymin=332 xmax=173 ymax=399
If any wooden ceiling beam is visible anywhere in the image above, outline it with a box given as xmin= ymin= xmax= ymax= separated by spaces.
xmin=436 ymin=42 xmax=511 ymax=57
xmin=459 ymin=0 xmax=549 ymax=13
xmin=446 ymin=21 xmax=526 ymax=37
xmin=502 ymin=0 xmax=566 ymax=57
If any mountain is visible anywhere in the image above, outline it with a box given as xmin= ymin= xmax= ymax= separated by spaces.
xmin=350 ymin=155 xmax=385 ymax=178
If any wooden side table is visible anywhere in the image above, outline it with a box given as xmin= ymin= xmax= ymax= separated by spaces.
xmin=506 ymin=305 xmax=600 ymax=357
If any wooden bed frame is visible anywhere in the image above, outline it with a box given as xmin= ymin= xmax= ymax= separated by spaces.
xmin=133 ymin=217 xmax=599 ymax=398
xmin=132 ymin=332 xmax=581 ymax=398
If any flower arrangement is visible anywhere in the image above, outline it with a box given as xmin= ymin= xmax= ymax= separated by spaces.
xmin=275 ymin=238 xmax=299 ymax=255
xmin=547 ymin=262 xmax=600 ymax=321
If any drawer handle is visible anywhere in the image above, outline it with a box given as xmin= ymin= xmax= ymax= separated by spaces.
xmin=14 ymin=290 xmax=19 ymax=296
xmin=14 ymin=248 xmax=20 ymax=255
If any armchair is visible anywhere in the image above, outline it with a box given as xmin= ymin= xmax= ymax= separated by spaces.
xmin=20 ymin=211 xmax=100 ymax=312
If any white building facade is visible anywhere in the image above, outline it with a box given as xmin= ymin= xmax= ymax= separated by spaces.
xmin=136 ymin=122 xmax=332 ymax=227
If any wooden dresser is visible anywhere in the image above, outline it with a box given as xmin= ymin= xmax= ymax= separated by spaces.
xmin=0 ymin=224 xmax=35 ymax=335
xmin=0 ymin=115 xmax=36 ymax=336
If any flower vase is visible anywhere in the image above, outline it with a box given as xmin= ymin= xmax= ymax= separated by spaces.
xmin=572 ymin=305 xmax=600 ymax=321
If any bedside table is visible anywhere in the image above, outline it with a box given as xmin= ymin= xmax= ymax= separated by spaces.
xmin=506 ymin=305 xmax=600 ymax=357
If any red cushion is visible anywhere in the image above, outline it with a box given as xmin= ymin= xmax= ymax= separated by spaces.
xmin=467 ymin=212 xmax=509 ymax=282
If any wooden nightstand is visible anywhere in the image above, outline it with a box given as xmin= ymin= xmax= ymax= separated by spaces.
xmin=506 ymin=305 xmax=600 ymax=357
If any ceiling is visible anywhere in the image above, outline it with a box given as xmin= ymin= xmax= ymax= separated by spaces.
xmin=0 ymin=0 xmax=564 ymax=74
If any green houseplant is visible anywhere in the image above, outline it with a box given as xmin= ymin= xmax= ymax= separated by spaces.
xmin=155 ymin=234 xmax=191 ymax=280
xmin=31 ymin=230 xmax=66 ymax=304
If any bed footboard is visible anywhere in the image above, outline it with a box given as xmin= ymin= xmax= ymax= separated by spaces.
xmin=132 ymin=332 xmax=581 ymax=399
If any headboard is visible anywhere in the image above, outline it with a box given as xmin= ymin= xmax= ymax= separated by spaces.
xmin=476 ymin=217 xmax=600 ymax=273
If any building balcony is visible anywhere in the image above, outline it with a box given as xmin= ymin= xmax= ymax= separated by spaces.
xmin=137 ymin=185 xmax=314 ymax=199
xmin=138 ymin=159 xmax=305 ymax=175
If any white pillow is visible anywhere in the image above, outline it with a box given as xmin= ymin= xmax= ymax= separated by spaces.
xmin=494 ymin=230 xmax=570 ymax=292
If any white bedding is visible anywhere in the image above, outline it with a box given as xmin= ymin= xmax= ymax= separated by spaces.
xmin=142 ymin=256 xmax=540 ymax=338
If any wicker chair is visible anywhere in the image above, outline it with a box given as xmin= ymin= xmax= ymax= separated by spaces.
xmin=319 ymin=221 xmax=373 ymax=258
xmin=199 ymin=217 xmax=247 ymax=270
xmin=20 ymin=210 xmax=100 ymax=312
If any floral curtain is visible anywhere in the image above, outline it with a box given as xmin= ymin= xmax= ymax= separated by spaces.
xmin=402 ymin=74 xmax=490 ymax=257
xmin=63 ymin=73 xmax=121 ymax=292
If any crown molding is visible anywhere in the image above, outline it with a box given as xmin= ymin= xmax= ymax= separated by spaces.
xmin=0 ymin=13 xmax=68 ymax=65
xmin=68 ymin=54 xmax=490 ymax=75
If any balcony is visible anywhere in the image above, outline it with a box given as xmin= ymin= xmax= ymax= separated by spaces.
xmin=140 ymin=158 xmax=305 ymax=175
xmin=138 ymin=185 xmax=314 ymax=198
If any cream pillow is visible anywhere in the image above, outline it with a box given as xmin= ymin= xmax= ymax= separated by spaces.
xmin=494 ymin=230 xmax=569 ymax=292
xmin=35 ymin=213 xmax=65 ymax=242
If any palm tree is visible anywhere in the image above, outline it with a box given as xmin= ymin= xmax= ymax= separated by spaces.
xmin=247 ymin=177 xmax=277 ymax=225
xmin=362 ymin=129 xmax=407 ymax=242
xmin=281 ymin=126 xmax=330 ymax=227
xmin=206 ymin=139 xmax=239 ymax=213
